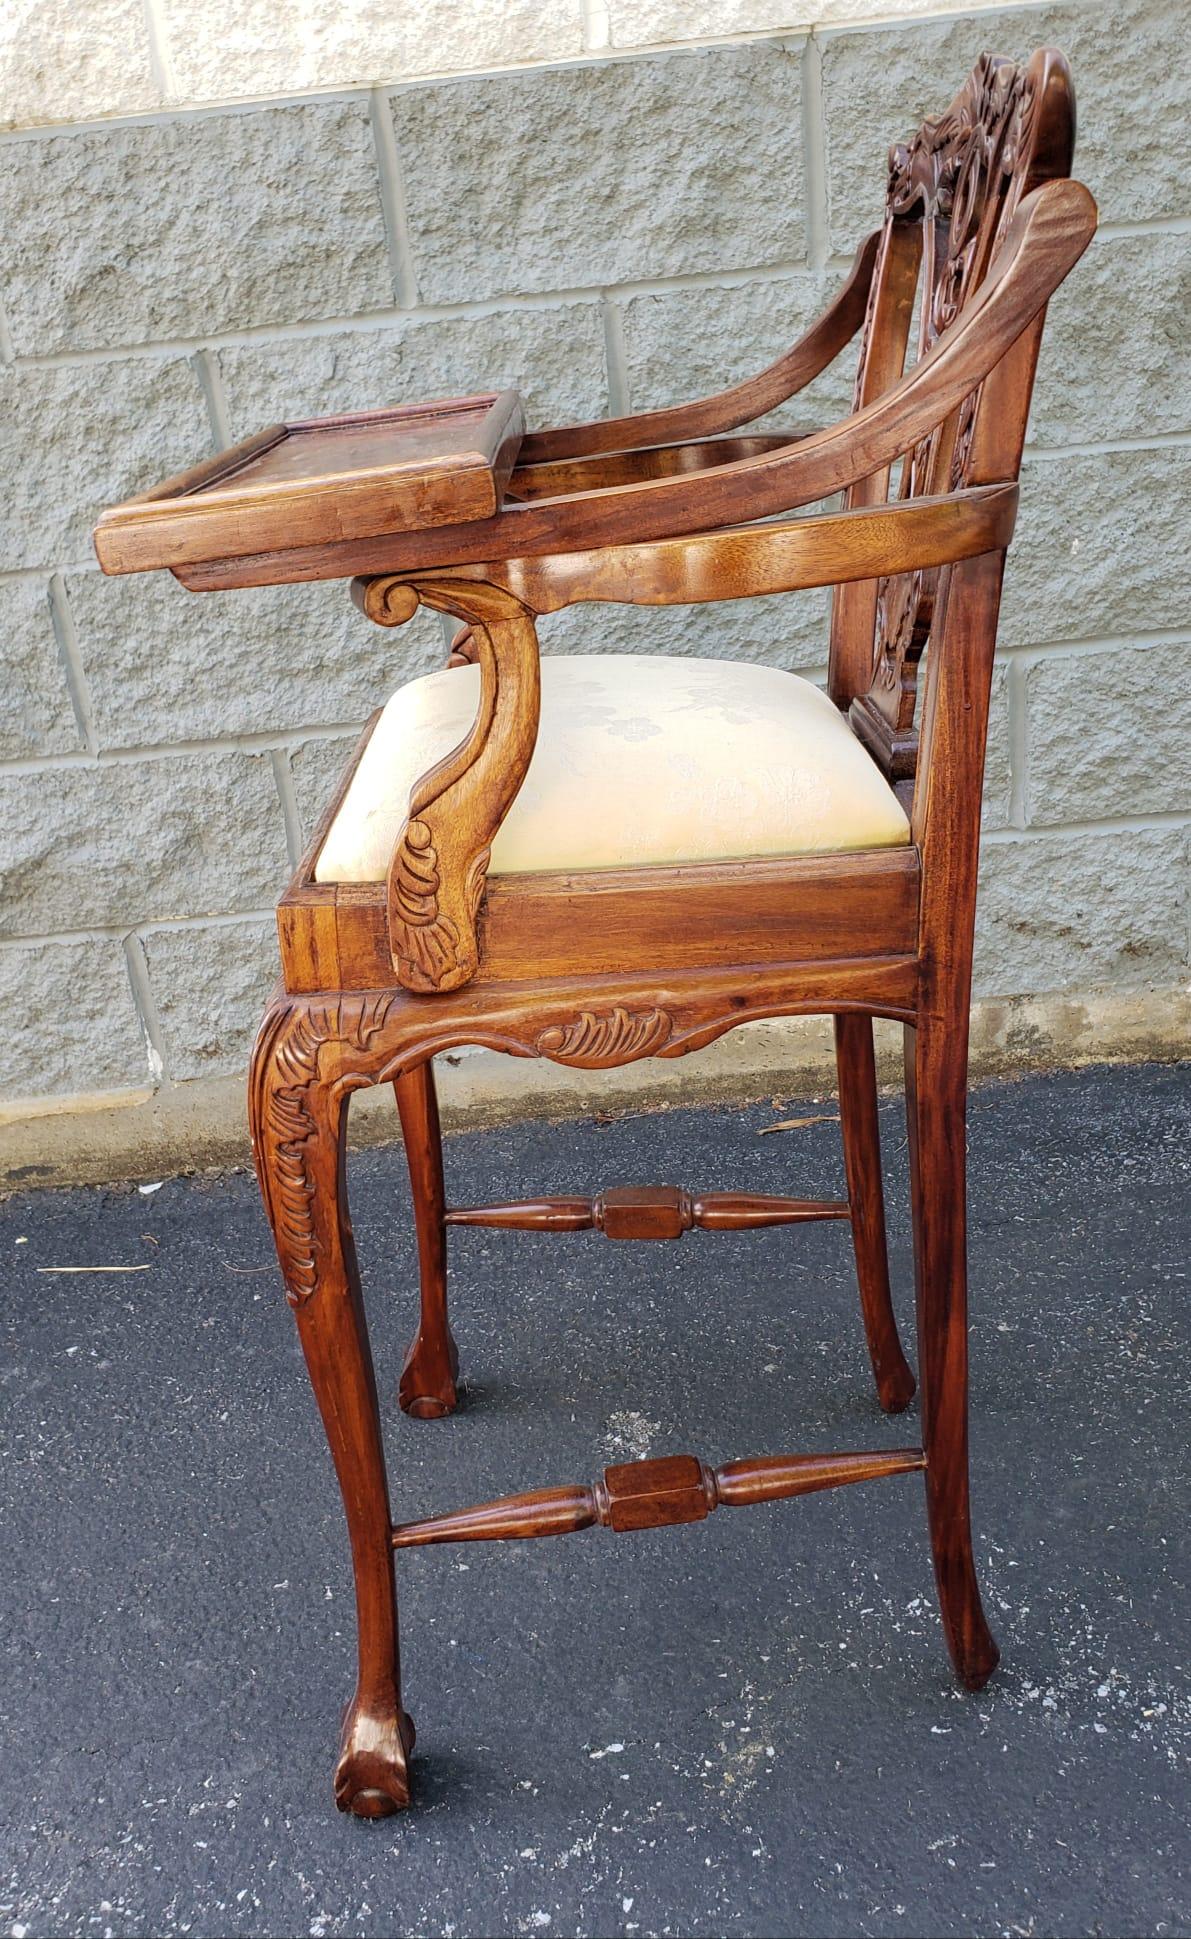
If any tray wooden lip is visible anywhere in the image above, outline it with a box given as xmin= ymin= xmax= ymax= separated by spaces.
xmin=93 ymin=389 xmax=525 ymax=576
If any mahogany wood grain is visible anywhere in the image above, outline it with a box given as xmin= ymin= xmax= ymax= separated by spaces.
xmin=447 ymin=1197 xmax=596 ymax=1232
xmin=391 ymin=1447 xmax=927 ymax=1547
xmin=507 ymin=432 xmax=798 ymax=500
xmin=278 ymin=848 xmax=921 ymax=995
xmin=377 ymin=578 xmax=542 ymax=991
xmin=905 ymin=549 xmax=1005 ymax=1690
xmin=444 ymin=1189 xmax=851 ymax=1234
xmin=393 ymin=1060 xmax=458 ymax=1419
xmin=834 ymin=1014 xmax=916 ymax=1413
xmin=249 ymin=1008 xmax=415 ymax=1816
xmin=424 ymin=483 xmax=1020 ymax=617
xmin=94 ymin=391 xmax=525 ymax=574
xmin=828 ymin=220 xmax=920 ymax=709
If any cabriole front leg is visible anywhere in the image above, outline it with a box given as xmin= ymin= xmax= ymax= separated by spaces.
xmin=250 ymin=999 xmax=416 ymax=1815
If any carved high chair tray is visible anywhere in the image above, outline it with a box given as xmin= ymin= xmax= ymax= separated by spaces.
xmin=93 ymin=390 xmax=525 ymax=576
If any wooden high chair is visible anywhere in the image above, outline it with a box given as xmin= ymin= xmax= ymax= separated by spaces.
xmin=95 ymin=48 xmax=1096 ymax=1816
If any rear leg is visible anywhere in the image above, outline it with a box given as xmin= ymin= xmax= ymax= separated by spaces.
xmin=904 ymin=1016 xmax=999 ymax=1689
xmin=395 ymin=1059 xmax=459 ymax=1418
xmin=834 ymin=1013 xmax=915 ymax=1413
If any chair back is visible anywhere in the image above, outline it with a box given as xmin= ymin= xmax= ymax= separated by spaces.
xmin=829 ymin=48 xmax=1076 ymax=790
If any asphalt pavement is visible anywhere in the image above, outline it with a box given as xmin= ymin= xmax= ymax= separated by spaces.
xmin=1 ymin=1062 xmax=1187 ymax=1938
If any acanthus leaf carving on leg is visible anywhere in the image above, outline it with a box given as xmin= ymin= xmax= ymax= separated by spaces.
xmin=250 ymin=992 xmax=403 ymax=1306
xmin=248 ymin=988 xmax=416 ymax=1813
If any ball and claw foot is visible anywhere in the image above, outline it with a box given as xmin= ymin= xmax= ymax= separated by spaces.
xmin=334 ymin=1695 xmax=417 ymax=1817
xmin=398 ymin=1325 xmax=460 ymax=1419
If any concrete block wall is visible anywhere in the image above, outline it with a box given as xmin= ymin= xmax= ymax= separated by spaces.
xmin=0 ymin=0 xmax=1187 ymax=1161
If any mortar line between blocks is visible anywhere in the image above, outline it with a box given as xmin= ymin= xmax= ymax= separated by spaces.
xmin=0 ymin=10 xmax=1089 ymax=142
xmin=122 ymin=932 xmax=171 ymax=1085
xmin=192 ymin=347 xmax=232 ymax=449
xmin=998 ymin=627 xmax=1191 ymax=660
xmin=47 ymin=575 xmax=100 ymax=757
xmin=369 ymin=89 xmax=420 ymax=308
xmin=0 ymin=719 xmax=371 ymax=777
xmin=0 ymin=294 xmax=15 ymax=365
xmin=5 ymin=259 xmax=852 ymax=369
xmin=1007 ymin=655 xmax=1029 ymax=830
xmin=800 ymin=34 xmax=828 ymax=274
xmin=984 ymin=810 xmax=1190 ymax=845
xmin=1097 ymin=215 xmax=1191 ymax=238
xmin=270 ymin=749 xmax=304 ymax=869
xmin=1025 ymin=430 xmax=1191 ymax=460
xmin=0 ymin=561 xmax=101 ymax=585
xmin=813 ymin=0 xmax=1101 ymax=44
xmin=601 ymin=296 xmax=630 ymax=415
xmin=1 ymin=910 xmax=279 ymax=951
xmin=139 ymin=0 xmax=177 ymax=103
xmin=580 ymin=0 xmax=610 ymax=54
xmin=0 ymin=43 xmax=830 ymax=149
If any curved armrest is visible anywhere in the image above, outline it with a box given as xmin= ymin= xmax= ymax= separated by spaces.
xmin=517 ymin=232 xmax=880 ymax=464
xmin=268 ymin=178 xmax=1091 ymax=597
xmin=504 ymin=180 xmax=1093 ymax=546
xmin=360 ymin=484 xmax=1018 ymax=625
xmin=497 ymin=483 xmax=1019 ymax=614
xmin=181 ymin=182 xmax=1094 ymax=597
xmin=507 ymin=432 xmax=798 ymax=502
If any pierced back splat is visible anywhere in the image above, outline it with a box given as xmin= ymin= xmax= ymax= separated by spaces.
xmin=829 ymin=48 xmax=1076 ymax=798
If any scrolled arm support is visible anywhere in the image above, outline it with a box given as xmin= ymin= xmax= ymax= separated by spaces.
xmin=353 ymin=574 xmax=541 ymax=995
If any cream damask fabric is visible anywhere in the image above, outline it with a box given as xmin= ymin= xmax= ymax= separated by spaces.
xmin=314 ymin=653 xmax=910 ymax=882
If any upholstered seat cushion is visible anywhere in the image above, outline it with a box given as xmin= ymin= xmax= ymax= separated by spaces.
xmin=314 ymin=653 xmax=910 ymax=882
